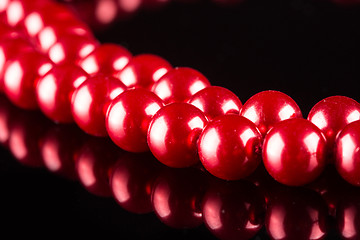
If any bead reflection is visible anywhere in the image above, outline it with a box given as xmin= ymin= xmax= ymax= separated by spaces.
xmin=7 ymin=109 xmax=52 ymax=167
xmin=151 ymin=167 xmax=206 ymax=228
xmin=75 ymin=137 xmax=122 ymax=197
xmin=41 ymin=124 xmax=86 ymax=180
xmin=202 ymin=178 xmax=266 ymax=240
xmin=110 ymin=152 xmax=161 ymax=214
xmin=265 ymin=186 xmax=328 ymax=240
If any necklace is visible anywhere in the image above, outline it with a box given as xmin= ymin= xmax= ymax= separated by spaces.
xmin=1 ymin=0 xmax=360 ymax=188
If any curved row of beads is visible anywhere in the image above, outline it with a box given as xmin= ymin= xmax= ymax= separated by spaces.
xmin=1 ymin=0 xmax=360 ymax=187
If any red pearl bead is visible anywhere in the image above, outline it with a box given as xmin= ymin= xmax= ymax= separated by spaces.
xmin=240 ymin=90 xmax=303 ymax=136
xmin=151 ymin=168 xmax=206 ymax=228
xmin=263 ymin=118 xmax=327 ymax=186
xmin=48 ymin=35 xmax=99 ymax=64
xmin=188 ymin=86 xmax=242 ymax=120
xmin=36 ymin=21 xmax=93 ymax=53
xmin=335 ymin=120 xmax=360 ymax=186
xmin=115 ymin=54 xmax=172 ymax=89
xmin=198 ymin=115 xmax=262 ymax=180
xmin=308 ymin=96 xmax=360 ymax=152
xmin=36 ymin=64 xmax=89 ymax=123
xmin=106 ymin=88 xmax=164 ymax=152
xmin=265 ymin=187 xmax=328 ymax=240
xmin=3 ymin=50 xmax=53 ymax=109
xmin=152 ymin=67 xmax=211 ymax=104
xmin=79 ymin=43 xmax=132 ymax=76
xmin=202 ymin=180 xmax=266 ymax=240
xmin=147 ymin=102 xmax=208 ymax=168
xmin=0 ymin=37 xmax=33 ymax=92
xmin=71 ymin=74 xmax=127 ymax=136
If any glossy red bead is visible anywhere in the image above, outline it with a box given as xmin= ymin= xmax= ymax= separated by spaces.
xmin=71 ymin=74 xmax=127 ymax=136
xmin=335 ymin=120 xmax=360 ymax=186
xmin=147 ymin=102 xmax=208 ymax=168
xmin=106 ymin=88 xmax=164 ymax=152
xmin=308 ymin=96 xmax=360 ymax=151
xmin=79 ymin=43 xmax=132 ymax=76
xmin=263 ymin=118 xmax=327 ymax=186
xmin=198 ymin=115 xmax=262 ymax=180
xmin=36 ymin=64 xmax=89 ymax=123
xmin=3 ymin=50 xmax=53 ymax=109
xmin=240 ymin=90 xmax=303 ymax=136
xmin=152 ymin=67 xmax=211 ymax=104
xmin=36 ymin=21 xmax=93 ymax=53
xmin=48 ymin=35 xmax=99 ymax=64
xmin=189 ymin=86 xmax=242 ymax=120
xmin=115 ymin=54 xmax=172 ymax=89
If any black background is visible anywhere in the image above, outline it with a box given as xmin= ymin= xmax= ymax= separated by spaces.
xmin=1 ymin=0 xmax=360 ymax=238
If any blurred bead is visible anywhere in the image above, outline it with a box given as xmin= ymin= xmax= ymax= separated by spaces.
xmin=3 ymin=50 xmax=53 ymax=109
xmin=75 ymin=137 xmax=122 ymax=197
xmin=36 ymin=64 xmax=89 ymax=123
xmin=265 ymin=187 xmax=328 ymax=240
xmin=23 ymin=2 xmax=76 ymax=38
xmin=0 ymin=36 xmax=33 ymax=92
xmin=147 ymin=102 xmax=207 ymax=168
xmin=198 ymin=115 xmax=262 ymax=180
xmin=106 ymin=88 xmax=163 ymax=152
xmin=0 ymin=0 xmax=10 ymax=14
xmin=36 ymin=21 xmax=93 ymax=53
xmin=71 ymin=74 xmax=127 ymax=136
xmin=79 ymin=43 xmax=132 ymax=76
xmin=263 ymin=118 xmax=327 ymax=186
xmin=110 ymin=152 xmax=161 ymax=214
xmin=48 ymin=34 xmax=99 ymax=64
xmin=202 ymin=179 xmax=266 ymax=240
xmin=189 ymin=86 xmax=242 ymax=120
xmin=335 ymin=120 xmax=360 ymax=186
xmin=152 ymin=67 xmax=211 ymax=104
xmin=5 ymin=0 xmax=49 ymax=27
xmin=308 ymin=96 xmax=360 ymax=155
xmin=115 ymin=54 xmax=172 ymax=89
xmin=151 ymin=168 xmax=206 ymax=228
xmin=240 ymin=90 xmax=303 ymax=136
